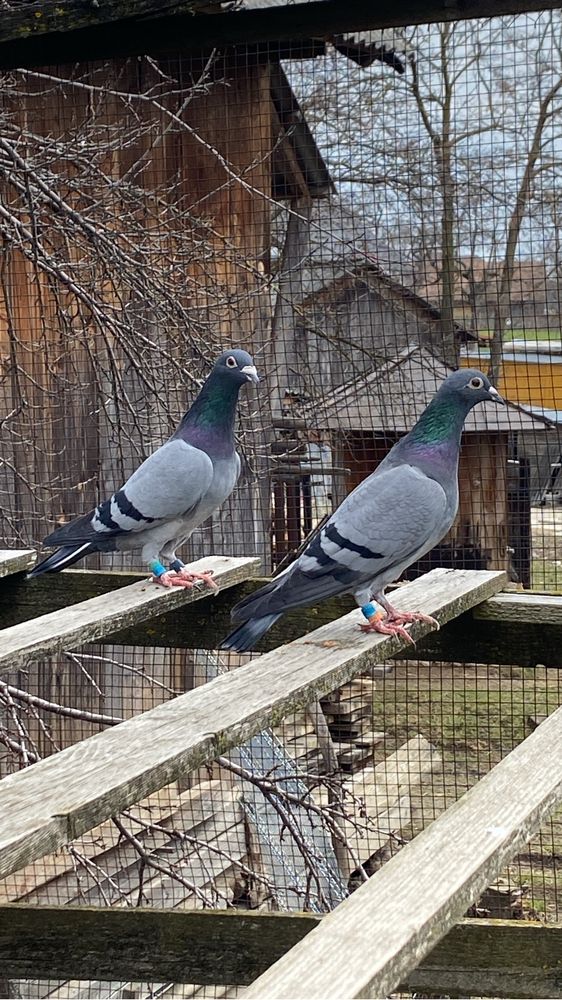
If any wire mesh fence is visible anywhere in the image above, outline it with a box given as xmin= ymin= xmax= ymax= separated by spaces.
xmin=0 ymin=3 xmax=562 ymax=998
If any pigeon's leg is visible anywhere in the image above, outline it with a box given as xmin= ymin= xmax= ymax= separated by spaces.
xmin=148 ymin=546 xmax=218 ymax=590
xmin=359 ymin=600 xmax=416 ymax=645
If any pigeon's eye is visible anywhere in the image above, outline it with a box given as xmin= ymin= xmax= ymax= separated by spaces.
xmin=469 ymin=376 xmax=484 ymax=389
xmin=226 ymin=356 xmax=237 ymax=369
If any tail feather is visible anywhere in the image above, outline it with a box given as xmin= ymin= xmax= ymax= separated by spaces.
xmin=27 ymin=543 xmax=95 ymax=578
xmin=220 ymin=613 xmax=282 ymax=653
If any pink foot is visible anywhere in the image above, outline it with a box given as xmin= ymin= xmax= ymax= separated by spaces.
xmin=360 ymin=616 xmax=417 ymax=645
xmin=177 ymin=568 xmax=218 ymax=591
xmin=152 ymin=569 xmax=217 ymax=590
xmin=360 ymin=607 xmax=439 ymax=645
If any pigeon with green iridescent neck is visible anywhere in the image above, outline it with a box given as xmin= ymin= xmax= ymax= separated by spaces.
xmin=221 ymin=369 xmax=503 ymax=651
xmin=29 ymin=350 xmax=259 ymax=588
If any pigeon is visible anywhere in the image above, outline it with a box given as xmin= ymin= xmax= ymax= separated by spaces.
xmin=29 ymin=349 xmax=259 ymax=587
xmin=221 ymin=368 xmax=503 ymax=651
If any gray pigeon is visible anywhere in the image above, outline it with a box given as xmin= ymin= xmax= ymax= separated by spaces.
xmin=222 ymin=368 xmax=503 ymax=650
xmin=29 ymin=350 xmax=259 ymax=587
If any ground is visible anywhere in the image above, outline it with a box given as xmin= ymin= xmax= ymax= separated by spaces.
xmin=371 ymin=504 xmax=562 ymax=920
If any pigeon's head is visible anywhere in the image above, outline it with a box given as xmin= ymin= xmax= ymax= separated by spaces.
xmin=214 ymin=349 xmax=260 ymax=386
xmin=442 ymin=368 xmax=504 ymax=408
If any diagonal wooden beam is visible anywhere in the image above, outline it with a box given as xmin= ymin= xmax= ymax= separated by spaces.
xmin=0 ymin=555 xmax=259 ymax=675
xmin=0 ymin=568 xmax=505 ymax=880
xmin=244 ymin=703 xmax=562 ymax=1000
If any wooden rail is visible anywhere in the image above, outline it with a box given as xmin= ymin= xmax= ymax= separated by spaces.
xmin=5 ymin=567 xmax=559 ymax=666
xmin=0 ymin=549 xmax=35 ymax=578
xmin=0 ymin=555 xmax=260 ymax=675
xmin=9 ymin=575 xmax=562 ymax=666
xmin=0 ymin=906 xmax=560 ymax=998
xmin=0 ymin=568 xmax=506 ymax=879
xmin=243 ymin=703 xmax=562 ymax=999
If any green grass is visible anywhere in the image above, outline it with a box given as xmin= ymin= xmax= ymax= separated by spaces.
xmin=372 ymin=662 xmax=562 ymax=917
xmin=477 ymin=328 xmax=559 ymax=342
xmin=531 ymin=559 xmax=562 ymax=591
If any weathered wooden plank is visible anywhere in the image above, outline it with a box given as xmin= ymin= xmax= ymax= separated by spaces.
xmin=4 ymin=574 xmax=561 ymax=667
xmin=0 ymin=571 xmax=356 ymax=651
xmin=402 ymin=918 xmax=562 ymax=999
xmin=0 ymin=549 xmax=36 ymax=578
xmin=0 ymin=556 xmax=260 ymax=675
xmin=474 ymin=591 xmax=562 ymax=625
xmin=0 ymin=906 xmax=560 ymax=998
xmin=0 ymin=568 xmax=506 ymax=879
xmin=405 ymin=609 xmax=562 ymax=669
xmin=243 ymin=703 xmax=562 ymax=1000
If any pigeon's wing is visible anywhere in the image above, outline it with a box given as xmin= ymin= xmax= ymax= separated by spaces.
xmin=44 ymin=440 xmax=215 ymax=546
xmin=231 ymin=463 xmax=449 ymax=620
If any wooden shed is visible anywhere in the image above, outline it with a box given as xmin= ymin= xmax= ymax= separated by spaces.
xmin=0 ymin=42 xmax=335 ymax=573
xmin=278 ymin=346 xmax=552 ymax=585
xmin=269 ymin=196 xmax=479 ymax=415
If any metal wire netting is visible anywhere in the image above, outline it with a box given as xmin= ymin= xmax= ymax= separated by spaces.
xmin=0 ymin=6 xmax=561 ymax=999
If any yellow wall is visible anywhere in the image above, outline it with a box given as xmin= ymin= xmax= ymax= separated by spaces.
xmin=461 ymin=353 xmax=562 ymax=410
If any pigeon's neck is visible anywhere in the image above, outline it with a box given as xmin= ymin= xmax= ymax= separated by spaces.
xmin=408 ymin=393 xmax=468 ymax=449
xmin=399 ymin=393 xmax=468 ymax=478
xmin=175 ymin=375 xmax=239 ymax=457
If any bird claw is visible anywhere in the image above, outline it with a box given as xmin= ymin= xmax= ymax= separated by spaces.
xmin=178 ymin=568 xmax=219 ymax=591
xmin=152 ymin=569 xmax=218 ymax=590
xmin=359 ymin=609 xmax=439 ymax=646
xmin=360 ymin=618 xmax=417 ymax=645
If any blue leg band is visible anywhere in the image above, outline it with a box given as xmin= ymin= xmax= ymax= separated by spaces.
xmin=169 ymin=559 xmax=184 ymax=573
xmin=361 ymin=602 xmax=378 ymax=620
xmin=149 ymin=559 xmax=167 ymax=577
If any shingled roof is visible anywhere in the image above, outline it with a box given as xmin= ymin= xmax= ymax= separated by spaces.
xmin=298 ymin=345 xmax=553 ymax=434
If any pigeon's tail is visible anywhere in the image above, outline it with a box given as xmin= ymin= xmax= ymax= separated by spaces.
xmin=27 ymin=543 xmax=96 ymax=578
xmin=220 ymin=613 xmax=282 ymax=653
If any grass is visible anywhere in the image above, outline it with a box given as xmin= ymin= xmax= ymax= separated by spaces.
xmin=531 ymin=558 xmax=562 ymax=591
xmin=372 ymin=662 xmax=562 ymax=917
xmin=477 ymin=328 xmax=559 ymax=342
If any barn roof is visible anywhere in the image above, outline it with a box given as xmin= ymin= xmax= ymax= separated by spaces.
xmin=298 ymin=345 xmax=553 ymax=434
xmin=274 ymin=197 xmax=479 ymax=343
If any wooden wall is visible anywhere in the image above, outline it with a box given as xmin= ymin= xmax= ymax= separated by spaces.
xmin=0 ymin=54 xmax=274 ymax=565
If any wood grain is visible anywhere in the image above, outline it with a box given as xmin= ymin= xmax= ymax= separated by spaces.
xmin=473 ymin=591 xmax=562 ymax=625
xmin=0 ymin=555 xmax=260 ymax=675
xmin=244 ymin=703 xmax=562 ymax=1000
xmin=0 ymin=906 xmax=560 ymax=999
xmin=0 ymin=568 xmax=506 ymax=880
xmin=0 ymin=549 xmax=36 ymax=578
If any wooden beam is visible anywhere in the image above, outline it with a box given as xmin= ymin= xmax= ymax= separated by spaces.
xmin=0 ymin=555 xmax=260 ymax=676
xmin=405 ymin=602 xmax=562 ymax=669
xmin=0 ymin=549 xmax=36 ymax=578
xmin=473 ymin=591 xmax=562 ymax=624
xmin=0 ymin=906 xmax=560 ymax=999
xmin=0 ymin=568 xmax=506 ymax=879
xmin=3 ymin=571 xmax=560 ymax=665
xmin=0 ymin=0 xmax=561 ymax=68
xmin=243 ymin=703 xmax=562 ymax=999
xmin=0 ymin=570 xmax=356 ymax=650
xmin=402 ymin=918 xmax=562 ymax=1000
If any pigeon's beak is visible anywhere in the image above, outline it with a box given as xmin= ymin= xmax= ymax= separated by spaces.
xmin=241 ymin=365 xmax=260 ymax=384
xmin=488 ymin=385 xmax=505 ymax=405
